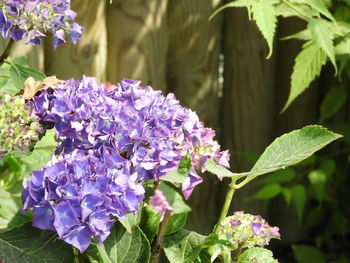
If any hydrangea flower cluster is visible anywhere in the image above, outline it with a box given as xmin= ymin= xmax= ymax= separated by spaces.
xmin=22 ymin=76 xmax=229 ymax=252
xmin=0 ymin=0 xmax=83 ymax=49
xmin=149 ymin=189 xmax=172 ymax=221
xmin=0 ymin=94 xmax=42 ymax=159
xmin=219 ymin=211 xmax=280 ymax=249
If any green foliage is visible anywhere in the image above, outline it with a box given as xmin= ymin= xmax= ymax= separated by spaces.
xmin=237 ymin=247 xmax=278 ymax=263
xmin=139 ymin=206 xmax=161 ymax=242
xmin=0 ymin=223 xmax=74 ymax=263
xmin=290 ymin=184 xmax=307 ymax=224
xmin=163 ymin=229 xmax=207 ymax=263
xmin=96 ymin=223 xmax=150 ymax=263
xmin=0 ymin=56 xmax=45 ymax=95
xmin=211 ymin=0 xmax=350 ymax=110
xmin=158 ymin=183 xmax=191 ymax=214
xmin=319 ymin=86 xmax=348 ymax=122
xmin=292 ymin=245 xmax=326 ymax=263
xmin=165 ymin=212 xmax=187 ymax=236
xmin=119 ymin=207 xmax=142 ymax=234
xmin=251 ymin=183 xmax=282 ymax=200
xmin=161 ymin=155 xmax=192 ymax=185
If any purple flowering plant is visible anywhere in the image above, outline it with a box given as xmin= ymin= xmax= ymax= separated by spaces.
xmin=0 ymin=2 xmax=343 ymax=263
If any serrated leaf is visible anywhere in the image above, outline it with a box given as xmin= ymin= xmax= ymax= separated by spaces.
xmin=275 ymin=2 xmax=318 ymax=18
xmin=237 ymin=247 xmax=278 ymax=263
xmin=252 ymin=183 xmax=282 ymax=200
xmin=319 ymin=86 xmax=348 ymax=122
xmin=291 ymin=185 xmax=307 ymax=224
xmin=292 ymin=245 xmax=326 ymax=263
xmin=158 ymin=183 xmax=191 ymax=214
xmin=97 ymin=223 xmax=150 ymax=263
xmin=281 ymin=29 xmax=312 ymax=41
xmin=251 ymin=0 xmax=277 ymax=58
xmin=209 ymin=0 xmax=255 ymax=20
xmin=0 ymin=223 xmax=74 ymax=263
xmin=283 ymin=41 xmax=327 ymax=111
xmin=139 ymin=206 xmax=161 ymax=242
xmin=165 ymin=212 xmax=187 ymax=236
xmin=306 ymin=0 xmax=335 ymax=22
xmin=163 ymin=229 xmax=207 ymax=263
xmin=233 ymin=126 xmax=341 ymax=186
xmin=308 ymin=19 xmax=336 ymax=71
xmin=205 ymin=159 xmax=238 ymax=178
xmin=335 ymin=38 xmax=350 ymax=55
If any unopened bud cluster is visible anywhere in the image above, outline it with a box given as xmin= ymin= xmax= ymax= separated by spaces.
xmin=219 ymin=211 xmax=280 ymax=249
xmin=0 ymin=94 xmax=42 ymax=159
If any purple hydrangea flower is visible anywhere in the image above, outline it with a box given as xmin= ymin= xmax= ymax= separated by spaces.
xmin=23 ymin=76 xmax=229 ymax=252
xmin=0 ymin=0 xmax=83 ymax=48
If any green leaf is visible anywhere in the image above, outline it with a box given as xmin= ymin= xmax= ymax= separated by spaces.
xmin=0 ymin=223 xmax=74 ymax=263
xmin=194 ymin=250 xmax=211 ymax=263
xmin=259 ymin=168 xmax=295 ymax=185
xmin=209 ymin=0 xmax=255 ymax=20
xmin=306 ymin=0 xmax=335 ymax=22
xmin=0 ymin=185 xmax=22 ymax=230
xmin=251 ymin=0 xmax=277 ymax=58
xmin=308 ymin=19 xmax=336 ymax=71
xmin=282 ymin=41 xmax=327 ymax=112
xmin=237 ymin=247 xmax=278 ymax=263
xmin=163 ymin=229 xmax=207 ymax=263
xmin=281 ymin=29 xmax=311 ymax=41
xmin=205 ymin=158 xmax=237 ymax=178
xmin=308 ymin=169 xmax=327 ymax=202
xmin=119 ymin=207 xmax=142 ymax=234
xmin=165 ymin=212 xmax=187 ymax=236
xmin=233 ymin=125 xmax=341 ymax=187
xmin=161 ymin=155 xmax=192 ymax=185
xmin=319 ymin=86 xmax=348 ymax=122
xmin=252 ymin=183 xmax=282 ymax=200
xmin=291 ymin=185 xmax=307 ymax=224
xmin=97 ymin=223 xmax=150 ymax=263
xmin=335 ymin=38 xmax=350 ymax=55
xmin=282 ymin=188 xmax=292 ymax=205
xmin=319 ymin=158 xmax=336 ymax=176
xmin=139 ymin=206 xmax=161 ymax=242
xmin=292 ymin=245 xmax=326 ymax=263
xmin=158 ymin=183 xmax=191 ymax=214
xmin=21 ymin=129 xmax=57 ymax=175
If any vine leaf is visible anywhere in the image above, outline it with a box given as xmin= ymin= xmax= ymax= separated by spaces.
xmin=209 ymin=0 xmax=254 ymax=20
xmin=308 ymin=18 xmax=336 ymax=71
xmin=0 ymin=223 xmax=74 ymax=263
xmin=305 ymin=0 xmax=335 ymax=22
xmin=251 ymin=0 xmax=277 ymax=58
xmin=282 ymin=41 xmax=327 ymax=112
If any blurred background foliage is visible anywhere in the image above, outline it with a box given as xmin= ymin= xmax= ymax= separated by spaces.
xmin=0 ymin=0 xmax=349 ymax=262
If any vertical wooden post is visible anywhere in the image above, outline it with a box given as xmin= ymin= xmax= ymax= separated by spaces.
xmin=44 ymin=0 xmax=107 ymax=81
xmin=221 ymin=7 xmax=277 ymax=214
xmin=106 ymin=0 xmax=168 ymax=91
xmin=167 ymin=0 xmax=223 ymax=233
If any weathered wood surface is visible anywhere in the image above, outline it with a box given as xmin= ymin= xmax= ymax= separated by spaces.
xmin=106 ymin=0 xmax=168 ymax=91
xmin=0 ymin=40 xmax=44 ymax=70
xmin=166 ymin=0 xmax=223 ymax=234
xmin=44 ymin=0 xmax=107 ymax=81
xmin=221 ymin=7 xmax=277 ymax=215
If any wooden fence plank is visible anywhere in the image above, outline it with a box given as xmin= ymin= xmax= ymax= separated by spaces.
xmin=44 ymin=0 xmax=107 ymax=81
xmin=106 ymin=0 xmax=168 ymax=91
xmin=167 ymin=0 xmax=223 ymax=234
xmin=221 ymin=7 xmax=277 ymax=215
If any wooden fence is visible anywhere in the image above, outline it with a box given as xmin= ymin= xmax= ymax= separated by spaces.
xmin=0 ymin=0 xmax=323 ymax=240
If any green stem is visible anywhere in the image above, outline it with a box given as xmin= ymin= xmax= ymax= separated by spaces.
xmin=213 ymin=179 xmax=236 ymax=234
xmin=0 ymin=39 xmax=14 ymax=66
xmin=234 ymin=243 xmax=244 ymax=262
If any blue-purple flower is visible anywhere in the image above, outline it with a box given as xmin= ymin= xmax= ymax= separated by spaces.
xmin=0 ymin=0 xmax=83 ymax=48
xmin=23 ymin=76 xmax=229 ymax=252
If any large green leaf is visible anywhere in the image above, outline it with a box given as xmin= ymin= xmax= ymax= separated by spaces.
xmin=205 ymin=158 xmax=240 ymax=178
xmin=308 ymin=19 xmax=336 ymax=70
xmin=292 ymin=245 xmax=326 ymax=263
xmin=237 ymin=247 xmax=278 ymax=263
xmin=139 ymin=206 xmax=161 ymax=242
xmin=282 ymin=41 xmax=327 ymax=112
xmin=306 ymin=0 xmax=335 ymax=22
xmin=233 ymin=126 xmax=341 ymax=187
xmin=165 ymin=212 xmax=187 ymax=236
xmin=119 ymin=206 xmax=142 ymax=234
xmin=97 ymin=223 xmax=150 ymax=263
xmin=251 ymin=0 xmax=277 ymax=58
xmin=163 ymin=229 xmax=207 ymax=263
xmin=0 ymin=223 xmax=74 ymax=263
xmin=158 ymin=183 xmax=191 ymax=214
xmin=291 ymin=184 xmax=307 ymax=224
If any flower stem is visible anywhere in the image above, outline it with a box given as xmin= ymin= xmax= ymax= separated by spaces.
xmin=150 ymin=209 xmax=172 ymax=263
xmin=234 ymin=243 xmax=244 ymax=262
xmin=0 ymin=39 xmax=14 ymax=66
xmin=213 ymin=178 xmax=236 ymax=234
